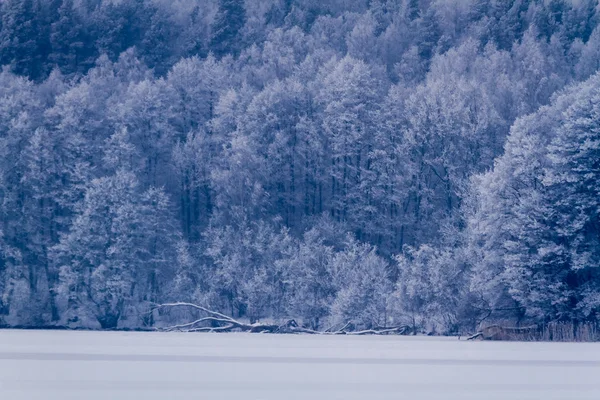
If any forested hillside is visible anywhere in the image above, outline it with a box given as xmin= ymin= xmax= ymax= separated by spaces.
xmin=0 ymin=0 xmax=599 ymax=333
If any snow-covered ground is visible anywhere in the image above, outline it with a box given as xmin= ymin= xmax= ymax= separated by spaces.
xmin=0 ymin=330 xmax=599 ymax=400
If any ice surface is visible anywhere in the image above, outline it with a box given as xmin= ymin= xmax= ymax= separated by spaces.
xmin=0 ymin=329 xmax=599 ymax=400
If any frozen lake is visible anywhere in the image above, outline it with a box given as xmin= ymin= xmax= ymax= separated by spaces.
xmin=0 ymin=330 xmax=599 ymax=400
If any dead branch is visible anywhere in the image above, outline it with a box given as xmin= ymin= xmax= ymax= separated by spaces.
xmin=153 ymin=303 xmax=409 ymax=335
xmin=466 ymin=332 xmax=483 ymax=340
xmin=347 ymin=325 xmax=410 ymax=335
xmin=155 ymin=302 xmax=237 ymax=322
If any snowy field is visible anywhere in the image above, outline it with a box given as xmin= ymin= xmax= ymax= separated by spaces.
xmin=0 ymin=330 xmax=599 ymax=400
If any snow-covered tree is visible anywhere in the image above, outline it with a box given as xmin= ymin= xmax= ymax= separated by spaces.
xmin=210 ymin=0 xmax=247 ymax=57
xmin=394 ymin=244 xmax=466 ymax=333
xmin=468 ymin=72 xmax=600 ymax=323
xmin=56 ymin=170 xmax=179 ymax=329
xmin=49 ymin=0 xmax=96 ymax=76
xmin=0 ymin=0 xmax=45 ymax=79
xmin=0 ymin=0 xmax=598 ymax=333
xmin=330 ymin=237 xmax=391 ymax=330
xmin=110 ymin=78 xmax=178 ymax=188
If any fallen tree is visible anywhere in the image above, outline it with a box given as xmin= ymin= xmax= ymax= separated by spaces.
xmin=152 ymin=303 xmax=409 ymax=335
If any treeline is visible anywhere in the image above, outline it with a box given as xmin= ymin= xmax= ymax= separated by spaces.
xmin=0 ymin=0 xmax=599 ymax=333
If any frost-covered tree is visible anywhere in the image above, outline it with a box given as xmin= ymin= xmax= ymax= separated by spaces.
xmin=110 ymin=78 xmax=178 ymax=188
xmin=168 ymin=55 xmax=229 ymax=134
xmin=171 ymin=130 xmax=216 ymax=241
xmin=49 ymin=0 xmax=96 ymax=76
xmin=204 ymin=221 xmax=294 ymax=321
xmin=468 ymin=72 xmax=600 ymax=323
xmin=0 ymin=71 xmax=47 ymax=324
xmin=140 ymin=5 xmax=179 ymax=76
xmin=285 ymin=228 xmax=335 ymax=329
xmin=0 ymin=0 xmax=45 ymax=79
xmin=330 ymin=237 xmax=391 ymax=330
xmin=400 ymin=69 xmax=500 ymax=244
xmin=180 ymin=5 xmax=210 ymax=58
xmin=56 ymin=170 xmax=179 ymax=328
xmin=56 ymin=171 xmax=142 ymax=328
xmin=394 ymin=245 xmax=466 ymax=333
xmin=210 ymin=0 xmax=247 ymax=57
xmin=0 ymin=0 xmax=599 ymax=333
xmin=317 ymin=56 xmax=386 ymax=238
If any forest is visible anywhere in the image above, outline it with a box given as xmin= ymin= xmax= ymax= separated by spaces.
xmin=0 ymin=0 xmax=599 ymax=334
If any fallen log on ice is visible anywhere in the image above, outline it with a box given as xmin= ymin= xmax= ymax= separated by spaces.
xmin=152 ymin=302 xmax=409 ymax=335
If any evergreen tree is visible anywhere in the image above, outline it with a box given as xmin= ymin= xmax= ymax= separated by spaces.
xmin=49 ymin=0 xmax=96 ymax=76
xmin=0 ymin=0 xmax=44 ymax=79
xmin=140 ymin=6 xmax=179 ymax=76
xmin=181 ymin=5 xmax=209 ymax=58
xmin=210 ymin=0 xmax=247 ymax=57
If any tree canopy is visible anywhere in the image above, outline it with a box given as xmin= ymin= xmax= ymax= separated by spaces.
xmin=1 ymin=0 xmax=599 ymax=333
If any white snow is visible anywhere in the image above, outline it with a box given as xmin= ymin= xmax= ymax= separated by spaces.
xmin=0 ymin=330 xmax=599 ymax=400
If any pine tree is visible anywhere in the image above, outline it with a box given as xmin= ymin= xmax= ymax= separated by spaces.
xmin=141 ymin=6 xmax=178 ymax=76
xmin=0 ymin=0 xmax=44 ymax=79
xmin=49 ymin=0 xmax=96 ymax=76
xmin=210 ymin=0 xmax=247 ymax=57
xmin=181 ymin=5 xmax=209 ymax=58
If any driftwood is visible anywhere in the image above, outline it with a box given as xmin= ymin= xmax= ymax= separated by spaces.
xmin=153 ymin=302 xmax=409 ymax=335
xmin=467 ymin=325 xmax=539 ymax=341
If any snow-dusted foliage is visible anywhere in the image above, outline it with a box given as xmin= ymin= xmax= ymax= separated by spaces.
xmin=467 ymin=73 xmax=600 ymax=324
xmin=0 ymin=0 xmax=599 ymax=333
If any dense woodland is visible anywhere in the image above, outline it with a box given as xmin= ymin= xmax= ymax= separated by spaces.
xmin=0 ymin=0 xmax=599 ymax=334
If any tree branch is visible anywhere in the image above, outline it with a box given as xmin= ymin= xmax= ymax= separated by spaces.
xmin=153 ymin=303 xmax=410 ymax=335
